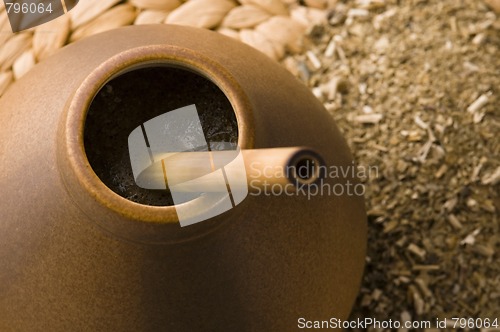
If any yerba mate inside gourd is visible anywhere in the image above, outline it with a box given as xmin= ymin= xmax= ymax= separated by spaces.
xmin=84 ymin=66 xmax=239 ymax=206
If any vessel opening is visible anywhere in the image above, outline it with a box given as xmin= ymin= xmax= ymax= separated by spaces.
xmin=84 ymin=65 xmax=239 ymax=206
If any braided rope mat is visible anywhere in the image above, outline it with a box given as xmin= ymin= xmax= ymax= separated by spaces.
xmin=0 ymin=0 xmax=330 ymax=97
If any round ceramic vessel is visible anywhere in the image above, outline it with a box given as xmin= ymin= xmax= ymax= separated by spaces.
xmin=0 ymin=25 xmax=366 ymax=331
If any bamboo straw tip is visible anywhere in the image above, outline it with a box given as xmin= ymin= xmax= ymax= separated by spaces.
xmin=287 ymin=148 xmax=326 ymax=186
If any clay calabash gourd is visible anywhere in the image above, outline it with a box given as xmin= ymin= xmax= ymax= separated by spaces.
xmin=0 ymin=25 xmax=366 ymax=331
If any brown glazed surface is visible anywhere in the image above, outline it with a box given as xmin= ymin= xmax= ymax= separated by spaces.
xmin=0 ymin=25 xmax=366 ymax=331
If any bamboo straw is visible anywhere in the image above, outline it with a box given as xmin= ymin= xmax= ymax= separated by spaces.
xmin=134 ymin=147 xmax=325 ymax=192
